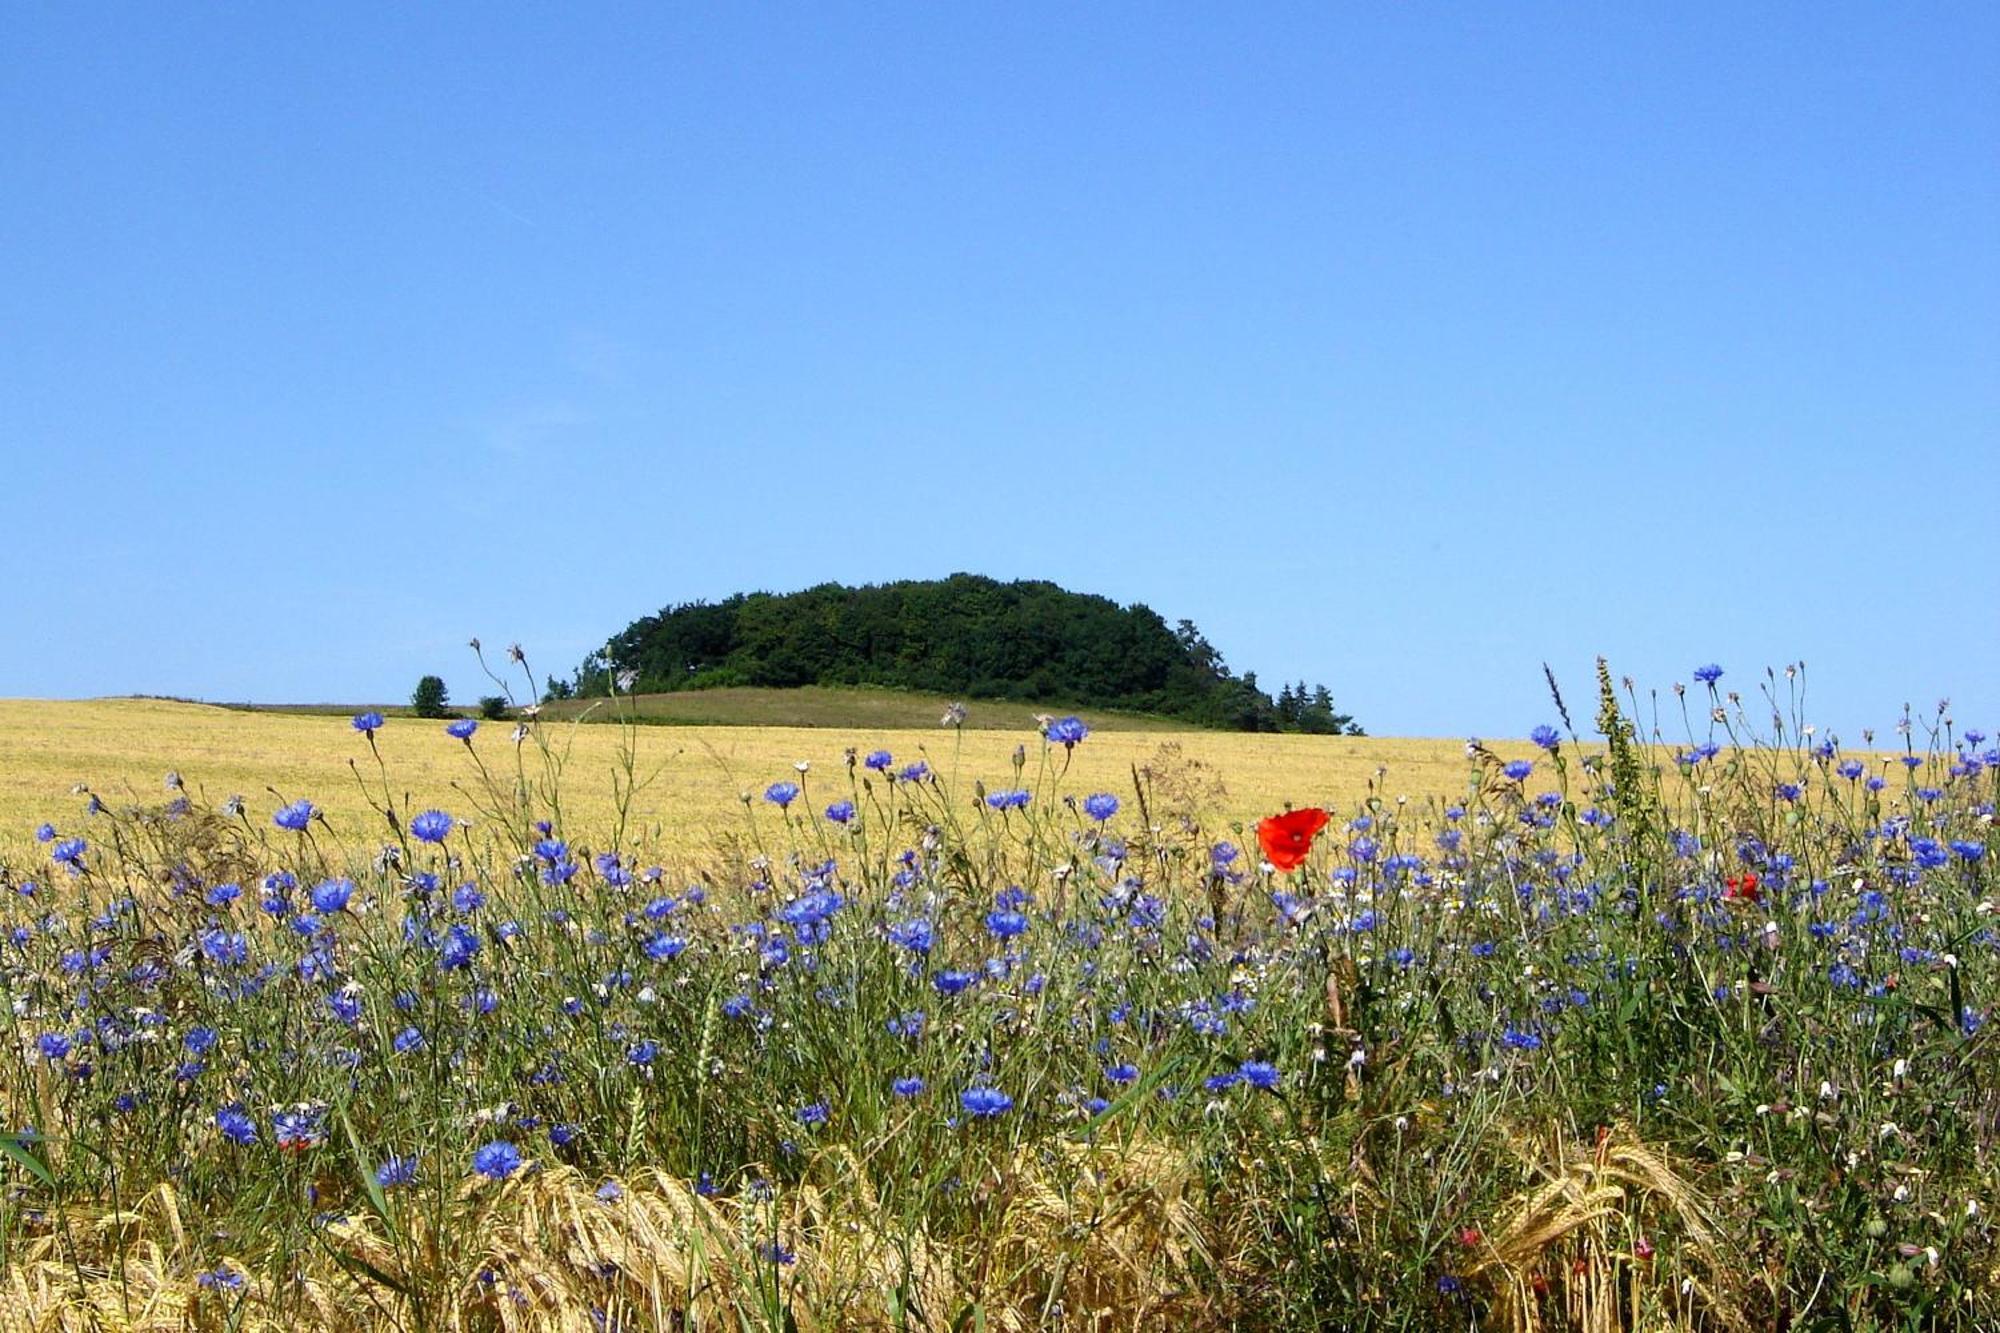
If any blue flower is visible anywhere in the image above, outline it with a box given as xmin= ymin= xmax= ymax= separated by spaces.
xmin=1239 ymin=1060 xmax=1282 ymax=1090
xmin=409 ymin=810 xmax=454 ymax=844
xmin=1105 ymin=1063 xmax=1139 ymax=1085
xmin=896 ymin=761 xmax=931 ymax=784
xmin=986 ymin=789 xmax=1031 ymax=811
xmin=1952 ymin=840 xmax=1986 ymax=862
xmin=36 ymin=1033 xmax=71 ymax=1061
xmin=959 ymin=1086 xmax=1014 ymax=1119
xmin=933 ymin=969 xmax=975 ymax=996
xmin=824 ymin=800 xmax=856 ymax=825
xmin=34 ymin=823 xmax=55 ymax=843
xmin=310 ymin=878 xmax=354 ymax=914
xmin=864 ymin=750 xmax=893 ymax=771
xmin=274 ymin=800 xmax=316 ymax=832
xmin=764 ymin=782 xmax=801 ymax=809
xmin=472 ymin=1140 xmax=524 ymax=1181
xmin=215 ymin=1103 xmax=258 ymax=1146
xmin=1203 ymin=1071 xmax=1241 ymax=1093
xmin=1045 ymin=716 xmax=1089 ymax=748
xmin=549 ymin=1122 xmax=582 ymax=1147
xmin=892 ymin=1076 xmax=925 ymax=1098
xmin=1083 ymin=793 xmax=1120 ymax=822
xmin=1529 ymin=725 xmax=1561 ymax=751
xmin=886 ymin=918 xmax=934 ymax=954
xmin=327 ymin=991 xmax=363 ymax=1025
xmin=438 ymin=923 xmax=481 ymax=971
xmin=205 ymin=882 xmax=242 ymax=908
xmin=50 ymin=838 xmax=87 ymax=871
xmin=984 ymin=907 xmax=1029 ymax=939
xmin=627 ymin=1040 xmax=659 ymax=1067
xmin=447 ymin=718 xmax=478 ymax=741
xmin=452 ymin=883 xmax=484 ymax=913
xmin=643 ymin=934 xmax=687 ymax=962
xmin=273 ymin=1106 xmax=326 ymax=1150
xmin=184 ymin=1027 xmax=219 ymax=1055
xmin=1501 ymin=1028 xmax=1542 ymax=1051
xmin=197 ymin=1269 xmax=246 ymax=1292
xmin=352 ymin=711 xmax=384 ymax=736
xmin=1693 ymin=664 xmax=1724 ymax=685
xmin=392 ymin=1025 xmax=426 ymax=1054
xmin=375 ymin=1155 xmax=418 ymax=1188
xmin=1502 ymin=760 xmax=1533 ymax=783
xmin=796 ymin=1102 xmax=829 ymax=1126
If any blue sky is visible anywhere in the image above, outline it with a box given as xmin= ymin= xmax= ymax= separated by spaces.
xmin=3 ymin=5 xmax=1993 ymax=741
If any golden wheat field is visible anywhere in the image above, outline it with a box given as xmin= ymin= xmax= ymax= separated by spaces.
xmin=0 ymin=698 xmax=1530 ymax=860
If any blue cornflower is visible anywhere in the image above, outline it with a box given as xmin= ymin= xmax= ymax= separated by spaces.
xmin=352 ymin=711 xmax=384 ymax=736
xmin=764 ymin=782 xmax=800 ymax=809
xmin=959 ymin=1086 xmax=1014 ymax=1119
xmin=327 ymin=991 xmax=363 ymax=1025
xmin=532 ymin=838 xmax=568 ymax=864
xmin=1529 ymin=725 xmax=1561 ymax=751
xmin=824 ymin=800 xmax=856 ymax=825
xmin=310 ymin=878 xmax=354 ymax=914
xmin=886 ymin=918 xmax=935 ymax=954
xmin=796 ymin=1102 xmax=830 ymax=1126
xmin=36 ymin=1032 xmax=71 ymax=1061
xmin=215 ymin=1103 xmax=258 ymax=1146
xmin=452 ymin=883 xmax=485 ymax=913
xmin=1083 ymin=792 xmax=1120 ymax=822
xmin=1203 ymin=1071 xmax=1241 ymax=1093
xmin=273 ymin=1106 xmax=326 ymax=1151
xmin=375 ymin=1155 xmax=418 ymax=1188
xmin=627 ymin=1040 xmax=659 ymax=1067
xmin=1693 ymin=664 xmax=1724 ymax=685
xmin=273 ymin=799 xmax=316 ymax=832
xmin=438 ymin=923 xmax=480 ymax=971
xmin=50 ymin=838 xmax=87 ymax=871
xmin=933 ymin=969 xmax=975 ymax=996
xmin=1045 ymin=716 xmax=1089 ymax=748
xmin=1502 ymin=760 xmax=1533 ymax=783
xmin=721 ymin=994 xmax=754 ymax=1020
xmin=184 ymin=1027 xmax=219 ymax=1055
xmin=1105 ymin=1062 xmax=1139 ymax=1085
xmin=984 ymin=907 xmax=1029 ymax=939
xmin=1775 ymin=783 xmax=1802 ymax=803
xmin=549 ymin=1122 xmax=582 ymax=1147
xmin=896 ymin=761 xmax=931 ymax=784
xmin=205 ymin=882 xmax=242 ymax=908
xmin=1951 ymin=840 xmax=1986 ymax=862
xmin=986 ymin=789 xmax=1031 ymax=811
xmin=643 ymin=934 xmax=687 ymax=962
xmin=409 ymin=810 xmax=454 ymax=844
xmin=197 ymin=1269 xmax=246 ymax=1292
xmin=864 ymin=750 xmax=893 ymax=771
xmin=892 ymin=1076 xmax=925 ymax=1098
xmin=392 ymin=1026 xmax=425 ymax=1054
xmin=34 ymin=823 xmax=55 ymax=843
xmin=472 ymin=1140 xmax=524 ymax=1181
xmin=1501 ymin=1028 xmax=1542 ymax=1051
xmin=446 ymin=717 xmax=478 ymax=741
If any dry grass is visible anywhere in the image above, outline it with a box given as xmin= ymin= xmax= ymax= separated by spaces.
xmin=0 ymin=1136 xmax=1234 ymax=1332
xmin=0 ymin=698 xmax=1528 ymax=860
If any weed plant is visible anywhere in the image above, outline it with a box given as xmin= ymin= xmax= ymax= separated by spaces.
xmin=0 ymin=655 xmax=1992 ymax=1330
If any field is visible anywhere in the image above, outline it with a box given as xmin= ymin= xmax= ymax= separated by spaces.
xmin=0 ymin=679 xmax=1993 ymax=1330
xmin=0 ymin=697 xmax=1502 ymax=861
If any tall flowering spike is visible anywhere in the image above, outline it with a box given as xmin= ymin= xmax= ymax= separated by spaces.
xmin=1256 ymin=808 xmax=1329 ymax=872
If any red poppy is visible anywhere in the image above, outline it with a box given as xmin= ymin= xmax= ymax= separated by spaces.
xmin=1257 ymin=807 xmax=1329 ymax=872
xmin=1724 ymin=872 xmax=1760 ymax=903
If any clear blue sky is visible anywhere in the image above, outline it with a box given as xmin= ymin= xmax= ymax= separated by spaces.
xmin=3 ymin=5 xmax=1993 ymax=741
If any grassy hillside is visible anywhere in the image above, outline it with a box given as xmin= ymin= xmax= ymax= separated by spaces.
xmin=536 ymin=686 xmax=1193 ymax=731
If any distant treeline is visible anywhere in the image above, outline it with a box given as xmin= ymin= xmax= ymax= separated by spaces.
xmin=559 ymin=575 xmax=1361 ymax=735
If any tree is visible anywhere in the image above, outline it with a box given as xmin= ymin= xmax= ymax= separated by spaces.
xmin=478 ymin=695 xmax=510 ymax=720
xmin=411 ymin=675 xmax=450 ymax=718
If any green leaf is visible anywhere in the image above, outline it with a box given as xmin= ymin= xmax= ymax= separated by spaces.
xmin=0 ymin=1133 xmax=54 ymax=1188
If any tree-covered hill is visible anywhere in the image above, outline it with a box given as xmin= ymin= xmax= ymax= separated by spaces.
xmin=562 ymin=575 xmax=1361 ymax=734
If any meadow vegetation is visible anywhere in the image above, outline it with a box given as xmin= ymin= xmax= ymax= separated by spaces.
xmin=0 ymin=660 xmax=1992 ymax=1330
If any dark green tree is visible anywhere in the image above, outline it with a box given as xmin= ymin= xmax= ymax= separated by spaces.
xmin=411 ymin=675 xmax=450 ymax=719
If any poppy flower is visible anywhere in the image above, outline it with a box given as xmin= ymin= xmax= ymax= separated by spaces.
xmin=1723 ymin=872 xmax=1759 ymax=903
xmin=1257 ymin=808 xmax=1329 ymax=872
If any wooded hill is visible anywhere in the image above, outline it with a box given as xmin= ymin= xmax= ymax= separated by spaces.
xmin=560 ymin=575 xmax=1361 ymax=734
